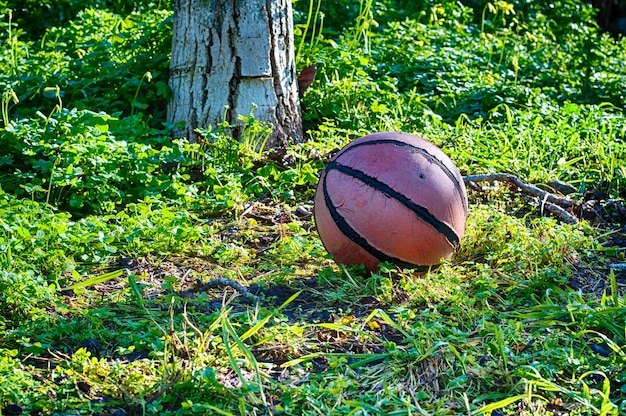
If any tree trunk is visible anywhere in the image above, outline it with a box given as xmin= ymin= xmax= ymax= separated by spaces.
xmin=167 ymin=0 xmax=303 ymax=150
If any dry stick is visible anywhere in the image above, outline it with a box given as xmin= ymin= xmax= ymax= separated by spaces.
xmin=531 ymin=196 xmax=579 ymax=225
xmin=463 ymin=173 xmax=575 ymax=208
xmin=145 ymin=371 xmax=182 ymax=404
xmin=463 ymin=173 xmax=579 ymax=224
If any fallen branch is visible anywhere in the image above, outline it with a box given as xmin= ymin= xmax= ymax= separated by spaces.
xmin=463 ymin=173 xmax=575 ymax=208
xmin=529 ymin=196 xmax=579 ymax=225
xmin=464 ymin=173 xmax=579 ymax=224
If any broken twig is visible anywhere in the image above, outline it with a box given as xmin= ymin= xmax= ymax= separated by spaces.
xmin=464 ymin=173 xmax=579 ymax=224
xmin=532 ymin=196 xmax=579 ymax=224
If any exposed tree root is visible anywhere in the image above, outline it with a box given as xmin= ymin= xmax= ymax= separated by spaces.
xmin=463 ymin=173 xmax=579 ymax=224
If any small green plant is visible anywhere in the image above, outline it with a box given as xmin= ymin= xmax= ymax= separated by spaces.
xmin=1 ymin=87 xmax=18 ymax=127
xmin=295 ymin=0 xmax=324 ymax=63
xmin=0 ymin=107 xmax=200 ymax=214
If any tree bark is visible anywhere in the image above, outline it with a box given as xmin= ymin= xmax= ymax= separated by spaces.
xmin=167 ymin=0 xmax=303 ymax=150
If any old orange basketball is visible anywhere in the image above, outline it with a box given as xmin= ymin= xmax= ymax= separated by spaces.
xmin=314 ymin=132 xmax=468 ymax=273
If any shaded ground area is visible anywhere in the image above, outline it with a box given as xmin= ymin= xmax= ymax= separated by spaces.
xmin=570 ymin=195 xmax=626 ymax=297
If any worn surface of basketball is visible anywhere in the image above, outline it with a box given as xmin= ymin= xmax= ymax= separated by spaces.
xmin=314 ymin=132 xmax=468 ymax=273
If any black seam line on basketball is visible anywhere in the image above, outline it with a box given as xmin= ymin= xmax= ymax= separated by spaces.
xmin=335 ymin=139 xmax=468 ymax=216
xmin=322 ymin=178 xmax=433 ymax=273
xmin=326 ymin=161 xmax=460 ymax=248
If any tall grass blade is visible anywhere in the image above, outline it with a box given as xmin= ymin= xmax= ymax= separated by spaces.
xmin=473 ymin=394 xmax=528 ymax=415
xmin=59 ymin=269 xmax=124 ymax=292
xmin=240 ymin=290 xmax=301 ymax=342
xmin=204 ymin=404 xmax=235 ymax=416
xmin=221 ymin=312 xmax=268 ymax=407
xmin=127 ymin=273 xmax=145 ymax=306
xmin=609 ymin=269 xmax=620 ymax=307
xmin=221 ymin=317 xmax=251 ymax=392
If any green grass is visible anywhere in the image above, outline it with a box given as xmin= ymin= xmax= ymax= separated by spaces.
xmin=0 ymin=0 xmax=625 ymax=414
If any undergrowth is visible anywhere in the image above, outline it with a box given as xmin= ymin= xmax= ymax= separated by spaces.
xmin=0 ymin=0 xmax=625 ymax=415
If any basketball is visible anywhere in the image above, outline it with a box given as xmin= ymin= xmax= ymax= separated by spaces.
xmin=313 ymin=132 xmax=468 ymax=273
